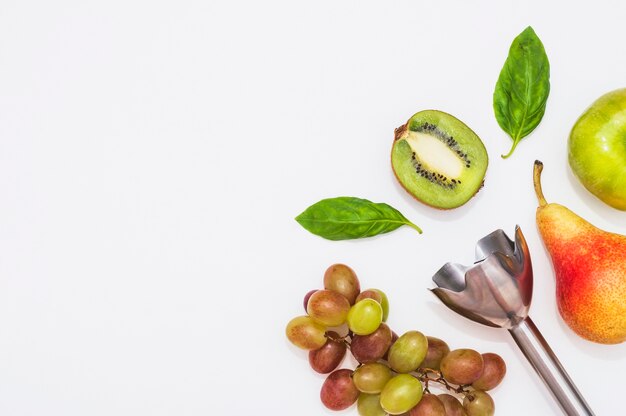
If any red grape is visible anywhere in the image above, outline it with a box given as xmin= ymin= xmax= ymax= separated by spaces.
xmin=308 ymin=331 xmax=346 ymax=374
xmin=472 ymin=353 xmax=506 ymax=391
xmin=307 ymin=289 xmax=350 ymax=326
xmin=409 ymin=393 xmax=446 ymax=416
xmin=351 ymin=323 xmax=392 ymax=363
xmin=324 ymin=264 xmax=360 ymax=305
xmin=420 ymin=336 xmax=450 ymax=370
xmin=320 ymin=369 xmax=359 ymax=411
xmin=440 ymin=349 xmax=484 ymax=385
xmin=303 ymin=289 xmax=318 ymax=313
xmin=438 ymin=394 xmax=465 ymax=416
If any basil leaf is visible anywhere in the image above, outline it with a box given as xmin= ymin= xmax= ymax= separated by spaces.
xmin=295 ymin=196 xmax=422 ymax=241
xmin=493 ymin=26 xmax=550 ymax=159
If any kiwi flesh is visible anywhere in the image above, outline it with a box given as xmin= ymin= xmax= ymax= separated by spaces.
xmin=391 ymin=110 xmax=488 ymax=209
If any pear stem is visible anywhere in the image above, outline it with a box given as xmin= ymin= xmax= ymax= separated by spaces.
xmin=533 ymin=160 xmax=548 ymax=207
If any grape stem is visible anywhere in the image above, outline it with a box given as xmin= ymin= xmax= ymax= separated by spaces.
xmin=335 ymin=332 xmax=473 ymax=398
xmin=413 ymin=368 xmax=471 ymax=395
xmin=324 ymin=331 xmax=351 ymax=347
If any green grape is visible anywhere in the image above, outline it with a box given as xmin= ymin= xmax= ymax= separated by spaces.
xmin=463 ymin=390 xmax=494 ymax=416
xmin=440 ymin=349 xmax=484 ymax=385
xmin=372 ymin=289 xmax=389 ymax=322
xmin=379 ymin=374 xmax=423 ymax=415
xmin=285 ymin=316 xmax=326 ymax=350
xmin=351 ymin=323 xmax=392 ymax=363
xmin=357 ymin=393 xmax=386 ymax=416
xmin=308 ymin=331 xmax=346 ymax=374
xmin=352 ymin=362 xmax=393 ymax=394
xmin=356 ymin=289 xmax=389 ymax=322
xmin=320 ymin=369 xmax=360 ymax=411
xmin=438 ymin=394 xmax=465 ymax=416
xmin=420 ymin=336 xmax=450 ymax=370
xmin=347 ymin=299 xmax=383 ymax=335
xmin=409 ymin=393 xmax=446 ymax=416
xmin=307 ymin=289 xmax=350 ymax=326
xmin=388 ymin=331 xmax=428 ymax=373
xmin=324 ymin=263 xmax=361 ymax=305
xmin=472 ymin=353 xmax=506 ymax=391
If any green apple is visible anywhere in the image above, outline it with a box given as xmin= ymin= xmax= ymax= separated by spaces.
xmin=569 ymin=88 xmax=626 ymax=210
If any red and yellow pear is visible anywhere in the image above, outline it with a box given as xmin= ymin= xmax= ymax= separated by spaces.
xmin=533 ymin=161 xmax=626 ymax=344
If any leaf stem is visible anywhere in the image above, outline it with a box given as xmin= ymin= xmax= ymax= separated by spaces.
xmin=405 ymin=221 xmax=423 ymax=234
xmin=501 ymin=139 xmax=520 ymax=159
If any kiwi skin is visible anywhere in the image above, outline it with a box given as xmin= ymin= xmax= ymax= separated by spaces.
xmin=391 ymin=110 xmax=488 ymax=210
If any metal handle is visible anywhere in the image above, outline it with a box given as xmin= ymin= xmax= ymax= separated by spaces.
xmin=508 ymin=317 xmax=594 ymax=416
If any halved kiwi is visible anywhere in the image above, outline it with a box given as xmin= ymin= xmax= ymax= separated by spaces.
xmin=391 ymin=110 xmax=488 ymax=209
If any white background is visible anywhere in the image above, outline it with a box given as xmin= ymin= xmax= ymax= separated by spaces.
xmin=1 ymin=1 xmax=625 ymax=414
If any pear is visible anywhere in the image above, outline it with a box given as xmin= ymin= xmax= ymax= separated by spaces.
xmin=533 ymin=160 xmax=626 ymax=344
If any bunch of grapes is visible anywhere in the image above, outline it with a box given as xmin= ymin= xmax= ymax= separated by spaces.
xmin=286 ymin=264 xmax=507 ymax=416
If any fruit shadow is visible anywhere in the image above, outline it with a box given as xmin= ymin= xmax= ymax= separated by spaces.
xmin=553 ymin=304 xmax=626 ymax=361
xmin=424 ymin=298 xmax=511 ymax=345
xmin=501 ymin=334 xmax=568 ymax=415
xmin=565 ymin=162 xmax=626 ymax=227
xmin=389 ymin=171 xmax=479 ymax=222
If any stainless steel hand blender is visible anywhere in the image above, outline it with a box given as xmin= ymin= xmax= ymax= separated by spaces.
xmin=430 ymin=226 xmax=594 ymax=416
